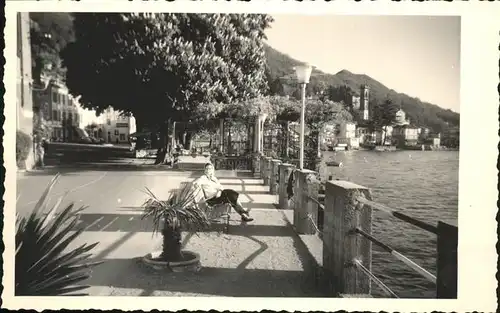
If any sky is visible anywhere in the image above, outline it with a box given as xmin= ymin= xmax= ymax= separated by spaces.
xmin=265 ymin=15 xmax=461 ymax=113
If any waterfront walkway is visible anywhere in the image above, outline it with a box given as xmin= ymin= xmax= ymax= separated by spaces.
xmin=36 ymin=170 xmax=324 ymax=297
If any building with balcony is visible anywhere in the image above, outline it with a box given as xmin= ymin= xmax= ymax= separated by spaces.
xmin=441 ymin=126 xmax=459 ymax=148
xmin=392 ymin=125 xmax=420 ymax=147
xmin=33 ymin=82 xmax=82 ymax=141
xmin=101 ymin=107 xmax=137 ymax=144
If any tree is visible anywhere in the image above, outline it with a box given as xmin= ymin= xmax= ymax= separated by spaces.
xmin=62 ymin=13 xmax=273 ymax=163
xmin=142 ymin=182 xmax=211 ymax=262
xmin=29 ymin=13 xmax=74 ymax=84
xmin=369 ymin=98 xmax=399 ymax=145
xmin=304 ymin=99 xmax=353 ymax=164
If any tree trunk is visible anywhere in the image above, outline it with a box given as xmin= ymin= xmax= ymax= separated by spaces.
xmin=185 ymin=132 xmax=193 ymax=151
xmin=161 ymin=222 xmax=183 ymax=262
xmin=154 ymin=120 xmax=170 ymax=165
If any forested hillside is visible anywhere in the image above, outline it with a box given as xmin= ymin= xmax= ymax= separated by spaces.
xmin=264 ymin=44 xmax=460 ymax=133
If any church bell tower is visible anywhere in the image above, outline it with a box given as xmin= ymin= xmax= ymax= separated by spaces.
xmin=360 ymin=84 xmax=370 ymax=120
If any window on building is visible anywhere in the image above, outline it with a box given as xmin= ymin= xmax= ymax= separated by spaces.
xmin=68 ymin=98 xmax=73 ymax=106
xmin=119 ymin=134 xmax=126 ymax=141
xmin=68 ymin=112 xmax=73 ymax=122
xmin=62 ymin=111 xmax=67 ymax=121
xmin=52 ymin=91 xmax=58 ymax=103
xmin=75 ymin=114 xmax=79 ymax=124
xmin=107 ymin=119 xmax=111 ymax=125
xmin=52 ymin=110 xmax=57 ymax=121
xmin=114 ymin=129 xmax=119 ymax=136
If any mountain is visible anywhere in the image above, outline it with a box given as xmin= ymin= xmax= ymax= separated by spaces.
xmin=264 ymin=44 xmax=460 ymax=133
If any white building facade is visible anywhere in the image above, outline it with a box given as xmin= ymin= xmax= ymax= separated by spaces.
xmin=101 ymin=107 xmax=137 ymax=144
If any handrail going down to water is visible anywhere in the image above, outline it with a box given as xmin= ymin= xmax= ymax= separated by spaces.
xmin=262 ymin=157 xmax=457 ymax=299
xmin=354 ymin=228 xmax=437 ymax=283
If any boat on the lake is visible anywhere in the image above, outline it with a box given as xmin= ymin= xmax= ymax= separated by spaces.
xmin=326 ymin=160 xmax=343 ymax=167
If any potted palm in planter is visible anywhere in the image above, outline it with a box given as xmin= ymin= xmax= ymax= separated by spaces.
xmin=141 ymin=182 xmax=216 ymax=272
xmin=16 ymin=174 xmax=102 ymax=296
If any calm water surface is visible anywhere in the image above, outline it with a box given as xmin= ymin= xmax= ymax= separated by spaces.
xmin=319 ymin=150 xmax=459 ymax=298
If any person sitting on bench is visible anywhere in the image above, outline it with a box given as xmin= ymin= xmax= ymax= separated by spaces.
xmin=193 ymin=163 xmax=254 ymax=222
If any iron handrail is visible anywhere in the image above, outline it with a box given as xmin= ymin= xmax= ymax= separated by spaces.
xmin=305 ymin=213 xmax=322 ymax=235
xmin=355 ymin=228 xmax=437 ymax=283
xmin=353 ymin=259 xmax=399 ymax=298
xmin=307 ymin=195 xmax=325 ymax=211
xmin=356 ymin=196 xmax=438 ymax=234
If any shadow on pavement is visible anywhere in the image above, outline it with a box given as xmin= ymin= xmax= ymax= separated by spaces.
xmin=84 ymin=259 xmax=323 ymax=297
xmin=76 ymin=212 xmax=295 ymax=237
xmin=20 ymin=166 xmax=203 ymax=177
xmin=75 ymin=210 xmax=325 ymax=297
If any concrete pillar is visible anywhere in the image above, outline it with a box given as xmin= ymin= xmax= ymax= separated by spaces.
xmin=254 ymin=117 xmax=260 ymax=153
xmin=323 ymin=181 xmax=372 ymax=296
xmin=279 ymin=163 xmax=296 ymax=210
xmin=436 ymin=221 xmax=458 ymax=298
xmin=262 ymin=157 xmax=272 ymax=186
xmin=259 ymin=154 xmax=265 ymax=179
xmin=270 ymin=159 xmax=282 ymax=195
xmin=252 ymin=153 xmax=261 ymax=178
xmin=293 ymin=169 xmax=321 ymax=234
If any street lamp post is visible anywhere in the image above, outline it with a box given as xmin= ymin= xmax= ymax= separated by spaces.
xmin=294 ymin=64 xmax=313 ymax=170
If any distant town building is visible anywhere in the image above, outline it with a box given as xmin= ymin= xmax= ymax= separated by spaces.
xmin=338 ymin=122 xmax=357 ymax=139
xmin=352 ymin=93 xmax=361 ymax=110
xmin=101 ymin=107 xmax=137 ymax=144
xmin=394 ymin=108 xmax=410 ymax=126
xmin=441 ymin=126 xmax=459 ymax=147
xmin=33 ymin=82 xmax=81 ymax=141
xmin=392 ymin=125 xmax=419 ymax=147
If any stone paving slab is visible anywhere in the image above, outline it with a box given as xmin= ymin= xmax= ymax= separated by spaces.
xmin=18 ymin=171 xmax=323 ymax=297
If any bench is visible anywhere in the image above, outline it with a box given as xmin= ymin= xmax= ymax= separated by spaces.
xmin=180 ymin=181 xmax=232 ymax=234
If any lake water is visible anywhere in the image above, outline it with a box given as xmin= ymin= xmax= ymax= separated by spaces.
xmin=318 ymin=150 xmax=459 ymax=298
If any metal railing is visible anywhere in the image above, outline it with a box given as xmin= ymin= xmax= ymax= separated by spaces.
xmin=258 ymin=155 xmax=457 ymax=298
xmin=211 ymin=155 xmax=253 ymax=171
xmin=301 ymin=178 xmax=456 ymax=298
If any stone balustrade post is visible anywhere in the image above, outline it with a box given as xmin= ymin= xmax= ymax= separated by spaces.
xmin=293 ymin=169 xmax=321 ymax=234
xmin=252 ymin=153 xmax=261 ymax=178
xmin=270 ymin=159 xmax=282 ymax=195
xmin=436 ymin=221 xmax=458 ymax=298
xmin=259 ymin=155 xmax=265 ymax=179
xmin=323 ymin=181 xmax=373 ymax=297
xmin=278 ymin=163 xmax=296 ymax=210
xmin=262 ymin=157 xmax=272 ymax=186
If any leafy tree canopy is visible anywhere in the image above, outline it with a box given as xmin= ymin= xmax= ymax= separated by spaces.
xmin=62 ymin=13 xmax=273 ymax=129
xmin=30 ymin=13 xmax=74 ymax=84
xmin=368 ymin=98 xmax=400 ymax=131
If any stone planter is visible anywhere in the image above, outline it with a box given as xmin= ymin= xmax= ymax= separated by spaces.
xmin=142 ymin=250 xmax=201 ymax=272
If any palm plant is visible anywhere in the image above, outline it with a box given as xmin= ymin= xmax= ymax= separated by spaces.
xmin=141 ymin=182 xmax=216 ymax=262
xmin=15 ymin=174 xmax=102 ymax=296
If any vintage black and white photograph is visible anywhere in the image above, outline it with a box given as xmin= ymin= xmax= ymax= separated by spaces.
xmin=5 ymin=2 xmax=498 ymax=312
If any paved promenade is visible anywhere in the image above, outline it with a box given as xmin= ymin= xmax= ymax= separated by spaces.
xmin=16 ymin=169 xmax=324 ymax=297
